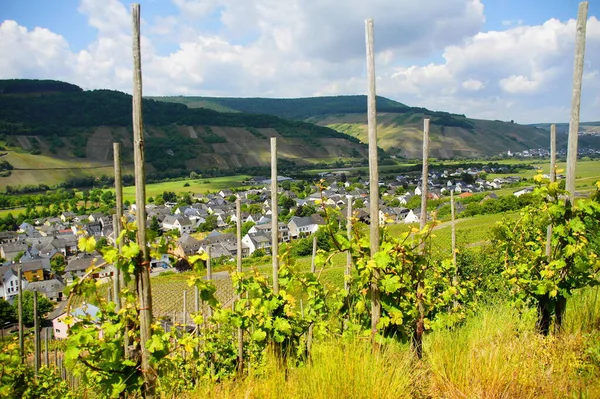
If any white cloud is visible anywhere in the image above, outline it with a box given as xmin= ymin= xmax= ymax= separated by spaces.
xmin=462 ymin=79 xmax=484 ymax=91
xmin=0 ymin=0 xmax=599 ymax=123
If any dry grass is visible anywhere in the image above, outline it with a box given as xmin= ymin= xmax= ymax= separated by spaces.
xmin=183 ymin=289 xmax=600 ymax=399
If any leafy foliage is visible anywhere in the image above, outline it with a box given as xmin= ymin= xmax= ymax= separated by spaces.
xmin=493 ymin=179 xmax=600 ymax=333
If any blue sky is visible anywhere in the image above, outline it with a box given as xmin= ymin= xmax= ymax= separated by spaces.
xmin=3 ymin=0 xmax=597 ymax=53
xmin=1 ymin=0 xmax=599 ymax=123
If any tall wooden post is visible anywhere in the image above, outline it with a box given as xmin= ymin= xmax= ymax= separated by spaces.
xmin=235 ymin=196 xmax=244 ymax=373
xmin=451 ymin=191 xmax=457 ymax=275
xmin=365 ymin=18 xmax=381 ymax=342
xmin=17 ymin=264 xmax=24 ymax=363
xmin=113 ymin=142 xmax=123 ymax=311
xmin=311 ymin=236 xmax=317 ymax=274
xmin=566 ymin=2 xmax=588 ymax=204
xmin=414 ymin=118 xmax=430 ymax=359
xmin=345 ymin=196 xmax=353 ymax=292
xmin=270 ymin=137 xmax=279 ymax=294
xmin=206 ymin=246 xmax=213 ymax=318
xmin=194 ymin=286 xmax=199 ymax=339
xmin=34 ymin=290 xmax=40 ymax=377
xmin=420 ymin=119 xmax=430 ymax=231
xmin=182 ymin=290 xmax=187 ymax=328
xmin=451 ymin=191 xmax=458 ymax=309
xmin=45 ymin=328 xmax=49 ymax=367
xmin=131 ymin=4 xmax=154 ymax=395
xmin=547 ymin=124 xmax=557 ymax=259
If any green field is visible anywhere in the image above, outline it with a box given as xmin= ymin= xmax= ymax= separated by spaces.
xmin=490 ymin=159 xmax=600 ymax=196
xmin=117 ymin=175 xmax=252 ymax=202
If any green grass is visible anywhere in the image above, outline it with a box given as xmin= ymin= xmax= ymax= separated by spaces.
xmin=117 ymin=175 xmax=252 ymax=202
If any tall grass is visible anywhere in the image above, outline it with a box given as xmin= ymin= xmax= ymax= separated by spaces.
xmin=188 ymin=290 xmax=600 ymax=399
xmin=190 ymin=340 xmax=417 ymax=399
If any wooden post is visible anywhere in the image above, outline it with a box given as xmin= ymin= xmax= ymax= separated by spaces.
xmin=451 ymin=191 xmax=458 ymax=308
xmin=271 ymin=137 xmax=279 ymax=294
xmin=45 ymin=328 xmax=49 ymax=367
xmin=131 ymin=4 xmax=154 ymax=395
xmin=17 ymin=263 xmax=24 ymax=363
xmin=311 ymin=236 xmax=317 ymax=274
xmin=183 ymin=290 xmax=187 ymax=328
xmin=194 ymin=286 xmax=199 ymax=339
xmin=206 ymin=246 xmax=213 ymax=318
xmin=547 ymin=124 xmax=557 ymax=259
xmin=345 ymin=196 xmax=353 ymax=292
xmin=414 ymin=118 xmax=430 ymax=359
xmin=420 ymin=119 xmax=430 ymax=232
xmin=235 ymin=196 xmax=244 ymax=374
xmin=113 ymin=142 xmax=123 ymax=311
xmin=236 ymin=197 xmax=242 ymax=272
xmin=34 ymin=290 xmax=40 ymax=377
xmin=566 ymin=1 xmax=588 ymax=204
xmin=549 ymin=124 xmax=557 ymax=184
xmin=365 ymin=18 xmax=380 ymax=342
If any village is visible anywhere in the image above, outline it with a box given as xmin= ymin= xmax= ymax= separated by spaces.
xmin=0 ymin=163 xmax=537 ymax=320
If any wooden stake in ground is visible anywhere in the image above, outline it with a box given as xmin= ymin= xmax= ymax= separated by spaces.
xmin=235 ymin=196 xmax=244 ymax=374
xmin=34 ymin=290 xmax=40 ymax=377
xmin=345 ymin=196 xmax=353 ymax=292
xmin=18 ymin=263 xmax=24 ymax=363
xmin=271 ymin=137 xmax=279 ymax=294
xmin=414 ymin=118 xmax=430 ymax=359
xmin=546 ymin=124 xmax=557 ymax=259
xmin=206 ymin=246 xmax=213 ymax=318
xmin=451 ymin=191 xmax=458 ymax=309
xmin=566 ymin=1 xmax=588 ymax=204
xmin=365 ymin=18 xmax=381 ymax=342
xmin=131 ymin=4 xmax=155 ymax=395
xmin=420 ymin=119 xmax=430 ymax=232
xmin=45 ymin=328 xmax=49 ymax=367
xmin=311 ymin=235 xmax=317 ymax=274
xmin=113 ymin=142 xmax=123 ymax=310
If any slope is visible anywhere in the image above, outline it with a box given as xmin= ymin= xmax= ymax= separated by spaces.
xmin=0 ymin=80 xmax=368 ymax=188
xmin=152 ymin=95 xmax=564 ymax=158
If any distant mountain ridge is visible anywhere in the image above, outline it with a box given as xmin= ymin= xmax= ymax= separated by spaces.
xmin=0 ymin=79 xmax=368 ymax=187
xmin=151 ymin=95 xmax=570 ymax=158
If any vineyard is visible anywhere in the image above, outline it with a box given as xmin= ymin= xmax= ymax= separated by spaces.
xmin=2 ymin=3 xmax=600 ymax=399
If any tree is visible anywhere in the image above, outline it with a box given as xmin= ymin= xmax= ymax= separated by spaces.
xmin=278 ymin=195 xmax=295 ymax=211
xmin=0 ymin=298 xmax=17 ymax=325
xmin=241 ymin=221 xmax=256 ymax=237
xmin=50 ymin=255 xmax=66 ymax=275
xmin=17 ymin=291 xmax=54 ymax=326
xmin=198 ymin=215 xmax=218 ymax=232
xmin=101 ymin=191 xmax=114 ymax=206
xmin=149 ymin=216 xmax=162 ymax=239
xmin=162 ymin=191 xmax=177 ymax=203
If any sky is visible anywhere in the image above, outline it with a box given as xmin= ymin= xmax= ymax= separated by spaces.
xmin=1 ymin=0 xmax=599 ymax=124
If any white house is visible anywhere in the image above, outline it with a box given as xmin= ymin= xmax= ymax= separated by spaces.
xmin=0 ymin=266 xmax=28 ymax=301
xmin=248 ymin=223 xmax=290 ymax=242
xmin=242 ymin=233 xmax=272 ymax=255
xmin=287 ymin=215 xmax=326 ymax=239
xmin=52 ymin=303 xmax=101 ymax=340
xmin=404 ymin=210 xmax=420 ymax=224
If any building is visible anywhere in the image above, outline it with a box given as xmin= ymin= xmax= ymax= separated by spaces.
xmin=52 ymin=303 xmax=101 ymax=340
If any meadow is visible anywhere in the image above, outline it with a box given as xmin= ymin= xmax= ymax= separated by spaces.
xmin=116 ymin=175 xmax=252 ymax=202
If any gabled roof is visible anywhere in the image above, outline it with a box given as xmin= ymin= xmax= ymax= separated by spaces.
xmin=65 ymin=255 xmax=105 ymax=272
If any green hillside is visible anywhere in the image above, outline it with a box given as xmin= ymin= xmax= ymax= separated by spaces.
xmin=150 ymin=94 xmax=576 ymax=158
xmin=0 ymin=80 xmax=368 ymax=188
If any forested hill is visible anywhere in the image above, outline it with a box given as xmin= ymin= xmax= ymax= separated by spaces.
xmin=0 ymin=80 xmax=368 ymax=187
xmin=151 ymin=94 xmax=558 ymax=158
xmin=150 ymin=95 xmax=410 ymax=120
